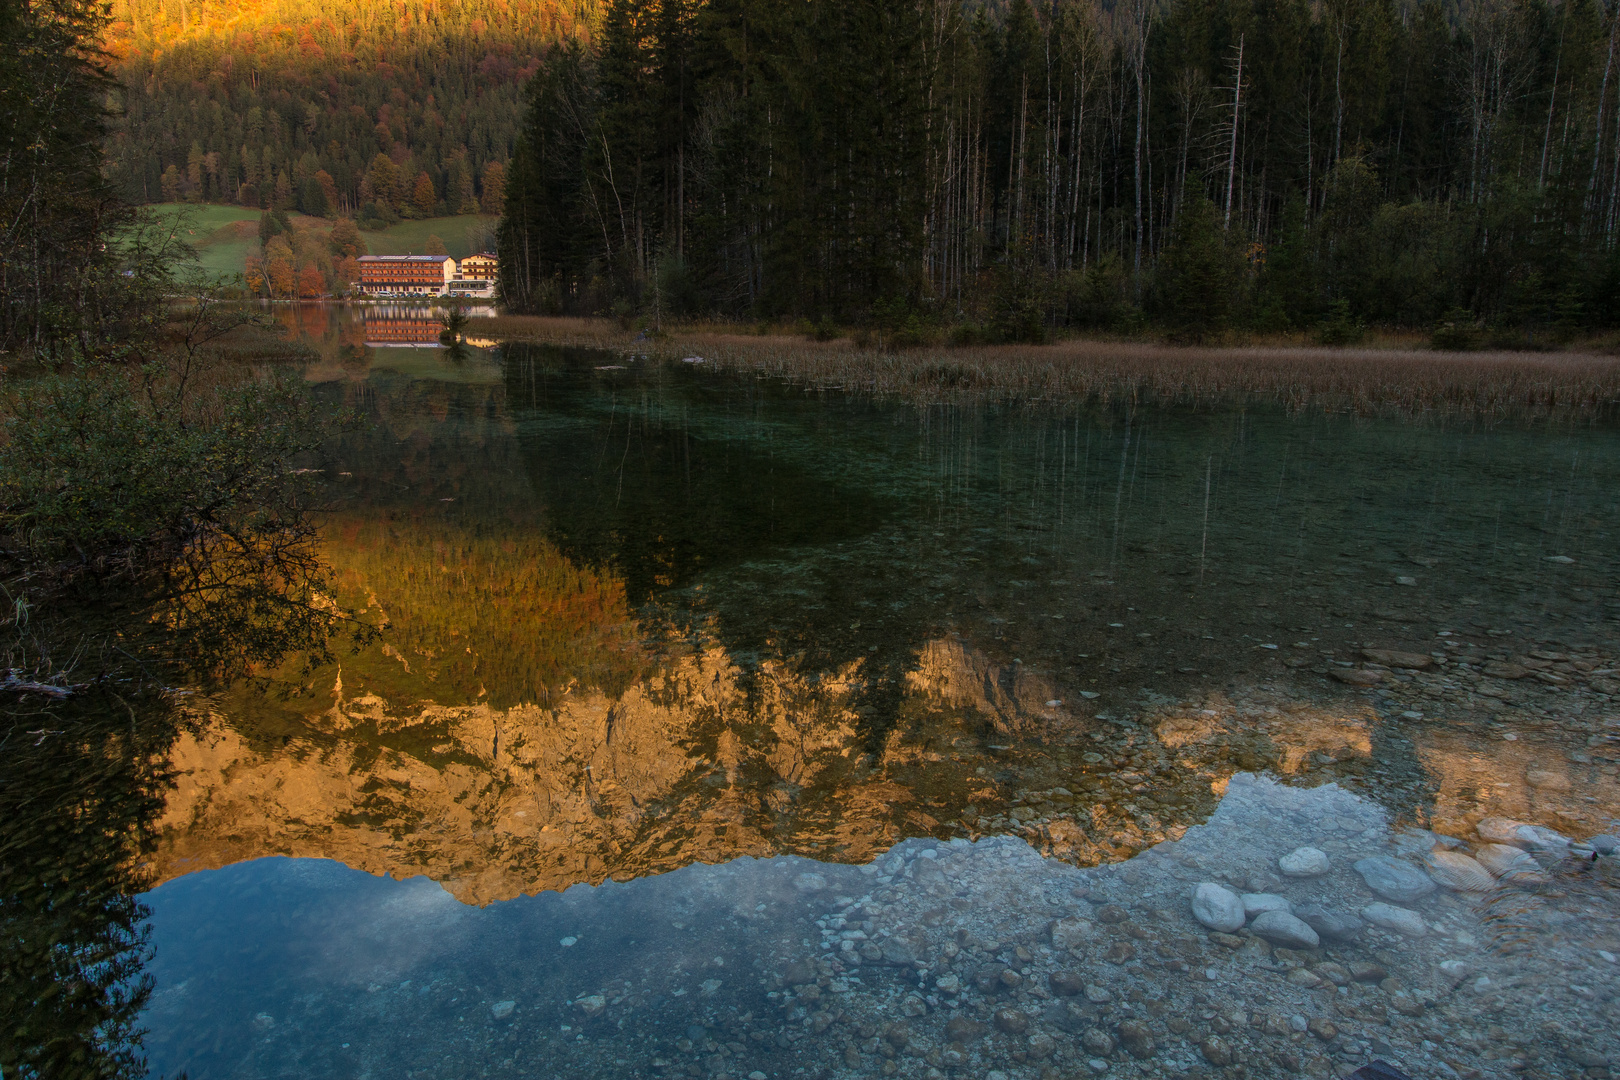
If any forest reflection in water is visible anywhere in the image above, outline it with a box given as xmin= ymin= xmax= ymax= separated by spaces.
xmin=8 ymin=305 xmax=1619 ymax=1079
xmin=162 ymin=320 xmax=1620 ymax=905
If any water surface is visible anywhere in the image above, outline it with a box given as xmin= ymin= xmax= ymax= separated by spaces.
xmin=132 ymin=305 xmax=1620 ymax=1078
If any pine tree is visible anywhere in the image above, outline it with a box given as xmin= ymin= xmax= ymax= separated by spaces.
xmin=1154 ymin=195 xmax=1246 ymax=340
xmin=481 ymin=162 xmax=507 ymax=215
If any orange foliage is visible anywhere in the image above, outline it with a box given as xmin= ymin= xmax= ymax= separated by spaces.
xmin=267 ymin=257 xmax=295 ymax=297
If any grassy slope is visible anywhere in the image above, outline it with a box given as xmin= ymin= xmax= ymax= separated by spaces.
xmin=146 ymin=203 xmax=263 ymax=277
xmin=360 ymin=216 xmax=496 ymax=259
xmin=143 ymin=205 xmax=497 ymax=278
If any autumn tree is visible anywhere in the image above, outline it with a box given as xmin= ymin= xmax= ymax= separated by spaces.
xmin=244 ymin=254 xmax=267 ymax=295
xmin=328 ymin=218 xmax=366 ymax=258
xmin=411 ymin=172 xmax=437 ymax=217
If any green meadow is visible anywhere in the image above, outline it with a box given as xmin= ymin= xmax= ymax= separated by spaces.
xmin=143 ymin=204 xmax=496 ymax=280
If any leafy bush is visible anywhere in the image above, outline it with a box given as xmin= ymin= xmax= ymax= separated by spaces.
xmin=0 ymin=354 xmax=354 ymax=682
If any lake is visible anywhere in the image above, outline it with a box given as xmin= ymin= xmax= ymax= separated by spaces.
xmin=120 ymin=306 xmax=1620 ymax=1077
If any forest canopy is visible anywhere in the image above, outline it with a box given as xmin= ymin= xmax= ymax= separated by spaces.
xmin=498 ymin=0 xmax=1620 ymax=340
xmin=102 ymin=0 xmax=595 ymax=224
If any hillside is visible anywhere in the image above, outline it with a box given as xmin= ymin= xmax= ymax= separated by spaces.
xmin=104 ymin=0 xmax=597 ymax=221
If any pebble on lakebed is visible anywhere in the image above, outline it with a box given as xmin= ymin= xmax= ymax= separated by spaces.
xmin=1190 ymin=882 xmax=1245 ymax=932
xmin=1353 ymin=855 xmax=1437 ymax=903
xmin=1278 ymin=845 xmax=1331 ymax=877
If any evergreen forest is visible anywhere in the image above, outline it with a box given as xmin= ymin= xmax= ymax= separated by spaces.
xmin=103 ymin=0 xmax=596 ymax=225
xmin=499 ymin=0 xmax=1620 ymax=340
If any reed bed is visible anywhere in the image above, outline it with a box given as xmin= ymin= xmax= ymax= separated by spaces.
xmin=475 ymin=315 xmax=1620 ymax=418
xmin=471 ymin=315 xmax=638 ymax=351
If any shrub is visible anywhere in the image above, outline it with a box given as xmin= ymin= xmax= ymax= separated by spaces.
xmin=1317 ymin=300 xmax=1366 ymax=346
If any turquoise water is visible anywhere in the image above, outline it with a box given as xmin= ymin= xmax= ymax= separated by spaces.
xmin=80 ymin=307 xmax=1620 ymax=1077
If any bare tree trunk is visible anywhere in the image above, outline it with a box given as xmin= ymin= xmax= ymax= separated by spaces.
xmin=1333 ymin=26 xmax=1345 ymax=169
xmin=1225 ymin=34 xmax=1244 ymax=228
xmin=1539 ymin=12 xmax=1565 ymax=190
xmin=1126 ymin=0 xmax=1150 ymax=283
xmin=1589 ymin=5 xmax=1617 ymax=224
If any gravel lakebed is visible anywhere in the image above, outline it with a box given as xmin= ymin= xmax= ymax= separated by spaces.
xmin=143 ymin=773 xmax=1618 ymax=1080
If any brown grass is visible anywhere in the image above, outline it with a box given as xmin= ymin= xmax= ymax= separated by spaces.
xmin=472 ymin=314 xmax=1620 ymax=418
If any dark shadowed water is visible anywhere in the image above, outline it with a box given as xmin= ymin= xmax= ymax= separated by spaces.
xmin=65 ymin=307 xmax=1620 ymax=1078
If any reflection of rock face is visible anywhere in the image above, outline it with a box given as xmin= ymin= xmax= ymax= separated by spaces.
xmin=905 ymin=637 xmax=1066 ymax=737
xmin=1415 ymin=729 xmax=1619 ymax=842
xmin=1155 ymin=705 xmax=1372 ymax=774
xmin=159 ymin=643 xmax=964 ymax=904
xmin=150 ymin=635 xmax=1387 ymax=905
xmin=153 ymin=637 xmax=1186 ymax=905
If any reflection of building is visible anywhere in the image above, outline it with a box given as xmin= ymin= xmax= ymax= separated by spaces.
xmin=356 ymin=255 xmax=456 ymax=297
xmin=363 ymin=307 xmax=446 ymax=347
xmin=358 ymin=303 xmax=499 ymax=347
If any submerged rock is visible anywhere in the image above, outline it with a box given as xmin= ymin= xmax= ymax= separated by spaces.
xmin=1081 ymin=1028 xmax=1116 ymax=1056
xmin=1050 ymin=916 xmax=1093 ymax=951
xmin=1425 ymin=850 xmax=1495 ymax=892
xmin=1278 ymin=846 xmax=1331 ymax=878
xmin=1391 ymin=829 xmax=1439 ymax=857
xmin=1048 ymin=971 xmax=1084 ymax=996
xmin=1250 ymin=910 xmax=1320 ymax=948
xmin=1118 ymin=1020 xmax=1155 ymax=1059
xmin=1354 ymin=856 xmax=1435 ymax=902
xmin=1515 ymin=824 xmax=1572 ymax=852
xmin=1473 ymin=844 xmax=1546 ymax=883
xmin=1361 ymin=902 xmax=1427 ymax=937
xmin=1361 ymin=648 xmax=1435 ymax=669
xmin=1191 ymin=882 xmax=1246 ymax=932
xmin=1241 ymin=893 xmax=1292 ymax=917
xmin=1294 ymin=904 xmax=1364 ymax=942
xmin=992 ymin=1008 xmax=1029 ymax=1034
xmin=1477 ymin=817 xmax=1530 ymax=845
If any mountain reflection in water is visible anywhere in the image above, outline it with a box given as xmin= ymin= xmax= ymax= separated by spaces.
xmin=159 ymin=323 xmax=1620 ymax=903
xmin=141 ymin=776 xmax=1618 ymax=1080
xmin=53 ymin=307 xmax=1620 ymax=1077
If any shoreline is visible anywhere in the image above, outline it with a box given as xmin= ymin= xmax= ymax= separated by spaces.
xmin=470 ymin=314 xmax=1620 ymax=417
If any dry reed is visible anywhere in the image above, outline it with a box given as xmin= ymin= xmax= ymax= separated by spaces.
xmin=473 ymin=315 xmax=1620 ymax=418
